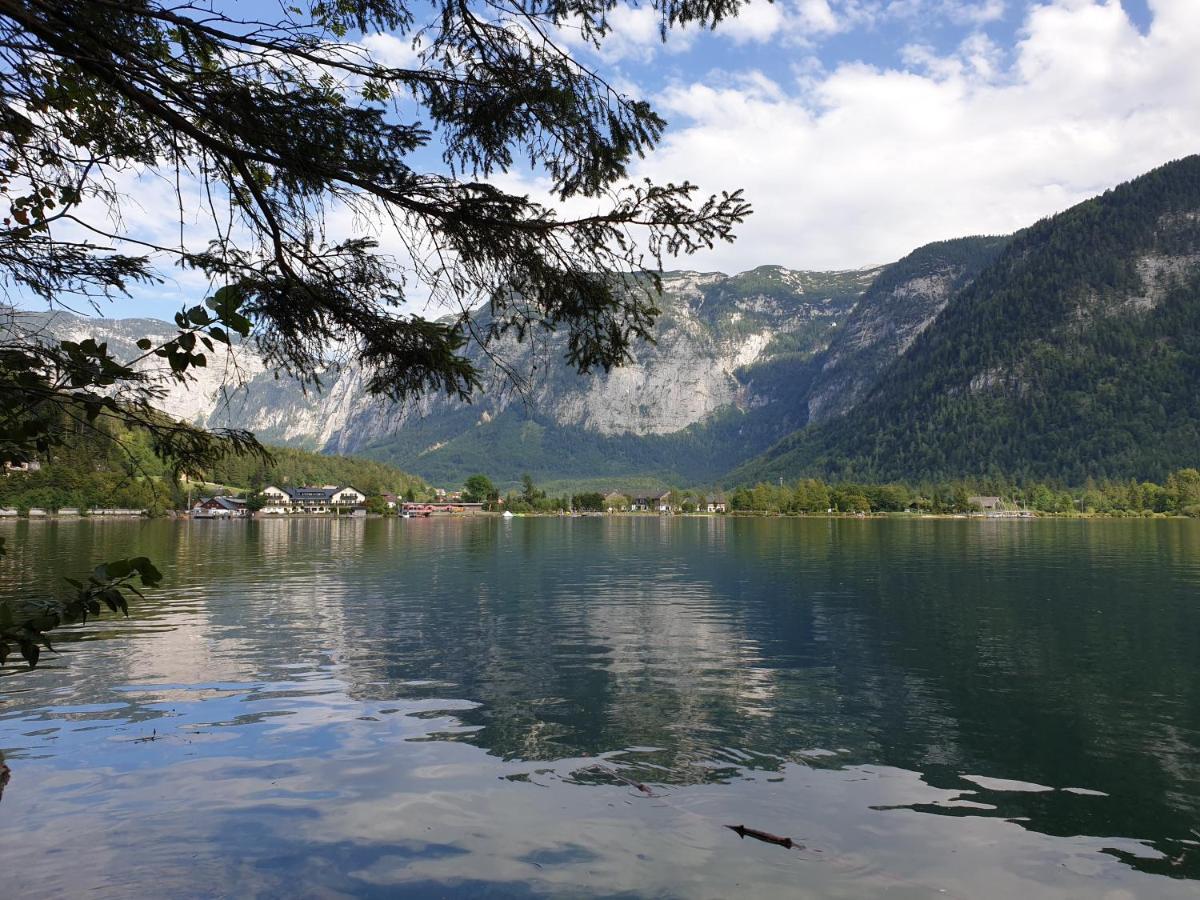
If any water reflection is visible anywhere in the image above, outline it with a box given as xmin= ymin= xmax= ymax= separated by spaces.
xmin=2 ymin=517 xmax=1199 ymax=897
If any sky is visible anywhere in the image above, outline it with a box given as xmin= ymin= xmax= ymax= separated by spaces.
xmin=557 ymin=0 xmax=1193 ymax=273
xmin=22 ymin=0 xmax=1200 ymax=318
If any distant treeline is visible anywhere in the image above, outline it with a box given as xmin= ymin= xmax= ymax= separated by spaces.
xmin=478 ymin=470 xmax=1200 ymax=517
xmin=725 ymin=470 xmax=1200 ymax=516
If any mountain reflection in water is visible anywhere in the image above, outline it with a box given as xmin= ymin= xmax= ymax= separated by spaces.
xmin=1 ymin=516 xmax=1198 ymax=898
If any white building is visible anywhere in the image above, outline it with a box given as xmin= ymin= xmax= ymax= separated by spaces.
xmin=330 ymin=486 xmax=366 ymax=506
xmin=250 ymin=485 xmax=367 ymax=514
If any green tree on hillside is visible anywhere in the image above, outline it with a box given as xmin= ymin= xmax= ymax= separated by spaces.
xmin=572 ymin=492 xmax=606 ymax=512
xmin=463 ymin=474 xmax=498 ymax=505
xmin=735 ymin=157 xmax=1200 ymax=484
xmin=520 ymin=474 xmax=545 ymax=507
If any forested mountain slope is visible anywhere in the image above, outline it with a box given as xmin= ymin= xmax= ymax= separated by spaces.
xmin=736 ymin=155 xmax=1200 ymax=484
xmin=805 ymin=235 xmax=1009 ymax=423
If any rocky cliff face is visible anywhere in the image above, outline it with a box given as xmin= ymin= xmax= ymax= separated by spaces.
xmin=312 ymin=265 xmax=881 ymax=452
xmin=19 ymin=264 xmax=886 ymax=482
xmin=12 ymin=311 xmax=270 ymax=427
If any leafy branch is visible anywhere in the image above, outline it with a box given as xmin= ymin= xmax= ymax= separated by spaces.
xmin=0 ymin=556 xmax=162 ymax=669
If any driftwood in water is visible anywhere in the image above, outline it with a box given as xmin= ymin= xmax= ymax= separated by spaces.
xmin=627 ymin=778 xmax=653 ymax=795
xmin=610 ymin=770 xmax=654 ymax=795
xmin=726 ymin=824 xmax=800 ymax=849
xmin=582 ymin=764 xmax=654 ymax=795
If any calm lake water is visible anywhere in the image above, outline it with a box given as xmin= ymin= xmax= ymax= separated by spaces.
xmin=1 ymin=517 xmax=1199 ymax=898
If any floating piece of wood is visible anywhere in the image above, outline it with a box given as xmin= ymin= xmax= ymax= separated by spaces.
xmin=726 ymin=824 xmax=800 ymax=849
xmin=581 ymin=764 xmax=654 ymax=795
xmin=609 ymin=770 xmax=653 ymax=795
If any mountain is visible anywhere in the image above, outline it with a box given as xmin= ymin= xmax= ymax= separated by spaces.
xmin=345 ymin=267 xmax=888 ymax=485
xmin=804 ymin=236 xmax=1009 ymax=423
xmin=737 ymin=155 xmax=1200 ymax=484
xmin=16 ymin=266 xmax=882 ymax=485
xmin=20 ymin=156 xmax=1200 ymax=488
xmin=6 ymin=311 xmax=271 ymax=426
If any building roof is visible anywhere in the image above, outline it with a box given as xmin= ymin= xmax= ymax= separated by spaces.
xmin=287 ymin=486 xmax=336 ymax=502
xmin=284 ymin=485 xmax=363 ymax=502
xmin=196 ymin=496 xmax=246 ymax=511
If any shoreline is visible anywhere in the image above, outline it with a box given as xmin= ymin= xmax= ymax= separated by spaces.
xmin=3 ymin=510 xmax=1195 ymax=522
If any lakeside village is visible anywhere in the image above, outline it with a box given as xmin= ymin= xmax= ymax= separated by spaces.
xmin=10 ymin=458 xmax=1200 ymax=519
xmin=8 ymin=455 xmax=1200 ymax=520
xmin=185 ymin=489 xmax=1041 ymax=519
xmin=188 ymin=485 xmax=730 ymax=519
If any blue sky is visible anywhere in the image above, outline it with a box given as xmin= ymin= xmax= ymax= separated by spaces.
xmin=21 ymin=0 xmax=1199 ymax=319
xmin=606 ymin=0 xmax=1148 ymax=86
xmin=534 ymin=0 xmax=1197 ymax=274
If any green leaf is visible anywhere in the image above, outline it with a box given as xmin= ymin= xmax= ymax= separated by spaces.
xmin=186 ymin=305 xmax=211 ymax=326
xmin=100 ymin=588 xmax=123 ymax=613
xmin=136 ymin=338 xmax=152 ymax=351
xmin=130 ymin=557 xmax=163 ymax=586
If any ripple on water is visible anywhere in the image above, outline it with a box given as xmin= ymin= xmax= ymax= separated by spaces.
xmin=2 ymin=517 xmax=1200 ymax=897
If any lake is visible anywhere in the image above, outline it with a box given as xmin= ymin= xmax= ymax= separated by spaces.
xmin=1 ymin=516 xmax=1198 ymax=898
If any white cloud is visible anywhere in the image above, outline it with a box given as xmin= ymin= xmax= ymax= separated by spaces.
xmin=559 ymin=0 xmax=846 ymax=59
xmin=549 ymin=0 xmax=1014 ymax=67
xmin=358 ymin=32 xmax=420 ymax=68
xmin=556 ymin=4 xmax=697 ymax=62
xmin=941 ymin=0 xmax=1007 ymax=25
xmin=903 ymin=31 xmax=1005 ymax=80
xmin=631 ymin=0 xmax=1200 ymax=271
xmin=796 ymin=0 xmax=843 ymax=32
xmin=721 ymin=0 xmax=844 ymax=45
xmin=723 ymin=1 xmax=791 ymax=44
xmin=763 ymin=0 xmax=1006 ymax=32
